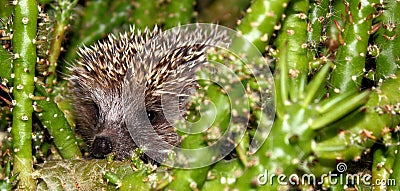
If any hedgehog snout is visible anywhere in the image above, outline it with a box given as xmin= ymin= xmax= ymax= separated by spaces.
xmin=91 ymin=136 xmax=113 ymax=158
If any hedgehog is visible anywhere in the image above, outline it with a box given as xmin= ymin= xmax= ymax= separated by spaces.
xmin=70 ymin=25 xmax=229 ymax=161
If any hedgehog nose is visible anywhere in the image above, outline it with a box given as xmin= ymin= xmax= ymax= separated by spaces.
xmin=92 ymin=136 xmax=113 ymax=158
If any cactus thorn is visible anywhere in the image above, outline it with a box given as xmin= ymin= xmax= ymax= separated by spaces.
xmin=361 ymin=129 xmax=377 ymax=140
xmin=365 ymin=13 xmax=373 ymax=21
xmin=0 ymin=96 xmax=12 ymax=106
xmin=368 ymin=23 xmax=381 ymax=35
xmin=383 ymin=34 xmax=398 ymax=41
xmin=0 ymin=83 xmax=11 ymax=93
xmin=334 ymin=19 xmax=344 ymax=32
xmin=344 ymin=1 xmax=349 ymax=12
xmin=338 ymin=32 xmax=345 ymax=45
xmin=348 ymin=12 xmax=354 ymax=24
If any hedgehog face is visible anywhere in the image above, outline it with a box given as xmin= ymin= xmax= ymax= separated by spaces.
xmin=71 ymin=63 xmax=183 ymax=160
xmin=71 ymin=82 xmax=131 ymax=159
xmin=71 ymin=25 xmax=229 ymax=160
xmin=72 ymin=81 xmax=181 ymax=159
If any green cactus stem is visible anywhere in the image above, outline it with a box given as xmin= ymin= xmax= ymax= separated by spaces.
xmin=231 ymin=0 xmax=291 ymax=53
xmin=0 ymin=11 xmax=13 ymax=85
xmin=329 ymin=0 xmax=379 ymax=95
xmin=165 ymin=125 xmax=212 ymax=190
xmin=64 ymin=0 xmax=133 ymax=61
xmin=34 ymin=159 xmax=135 ymax=190
xmin=166 ymin=166 xmax=209 ymax=190
xmin=38 ymin=0 xmax=54 ymax=4
xmin=275 ymin=41 xmax=289 ymax=118
xmin=230 ymin=41 xmax=371 ymax=189
xmin=275 ymin=0 xmax=309 ymax=101
xmin=378 ymin=128 xmax=399 ymax=191
xmin=103 ymin=171 xmax=122 ymax=188
xmin=230 ymin=45 xmax=314 ymax=190
xmin=164 ymin=0 xmax=194 ymax=29
xmin=0 ymin=46 xmax=12 ymax=84
xmin=0 ymin=159 xmax=18 ymax=191
xmin=388 ymin=144 xmax=400 ymax=191
xmin=63 ymin=0 xmax=107 ymax=61
xmin=132 ymin=0 xmax=157 ymax=30
xmin=0 ymin=0 xmax=13 ymax=17
xmin=320 ymin=0 xmax=345 ymax=58
xmin=307 ymin=0 xmax=330 ymax=59
xmin=373 ymin=0 xmax=400 ymax=81
xmin=198 ymin=0 xmax=250 ymax=28
xmin=232 ymin=113 xmax=314 ymax=190
xmin=45 ymin=0 xmax=78 ymax=87
xmin=302 ymin=62 xmax=331 ymax=107
xmin=34 ymin=84 xmax=81 ymax=159
xmin=372 ymin=144 xmax=396 ymax=191
xmin=201 ymin=159 xmax=243 ymax=190
xmin=315 ymin=71 xmax=400 ymax=163
xmin=236 ymin=131 xmax=250 ymax=167
xmin=311 ymin=90 xmax=370 ymax=130
xmin=10 ymin=0 xmax=38 ymax=190
xmin=165 ymin=59 xmax=241 ymax=189
xmin=119 ymin=171 xmax=151 ymax=191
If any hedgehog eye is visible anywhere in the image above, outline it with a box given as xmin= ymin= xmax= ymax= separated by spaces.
xmin=146 ymin=110 xmax=157 ymax=122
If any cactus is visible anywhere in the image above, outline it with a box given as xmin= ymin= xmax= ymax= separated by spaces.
xmin=0 ymin=46 xmax=12 ymax=84
xmin=314 ymin=71 xmax=400 ymax=162
xmin=1 ymin=0 xmax=400 ymax=190
xmin=10 ymin=0 xmax=38 ymax=189
xmin=45 ymin=0 xmax=78 ymax=87
xmin=164 ymin=0 xmax=195 ymax=29
xmin=63 ymin=0 xmax=134 ymax=61
xmin=373 ymin=0 xmax=400 ymax=81
xmin=131 ymin=0 xmax=158 ymax=30
xmin=198 ymin=0 xmax=250 ymax=28
xmin=307 ymin=0 xmax=330 ymax=59
xmin=231 ymin=0 xmax=291 ymax=52
xmin=329 ymin=0 xmax=379 ymax=95
xmin=34 ymin=84 xmax=81 ymax=159
xmin=275 ymin=0 xmax=309 ymax=101
xmin=389 ymin=144 xmax=400 ymax=191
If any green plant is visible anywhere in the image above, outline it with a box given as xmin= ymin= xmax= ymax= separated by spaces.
xmin=0 ymin=0 xmax=399 ymax=190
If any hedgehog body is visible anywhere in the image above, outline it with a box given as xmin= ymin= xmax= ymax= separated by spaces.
xmin=71 ymin=25 xmax=229 ymax=160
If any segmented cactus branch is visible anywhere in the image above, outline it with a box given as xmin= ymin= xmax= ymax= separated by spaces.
xmin=2 ymin=0 xmax=400 ymax=190
xmin=307 ymin=0 xmax=331 ymax=60
xmin=232 ymin=0 xmax=291 ymax=53
xmin=275 ymin=0 xmax=309 ymax=101
xmin=315 ymin=71 xmax=400 ymax=162
xmin=45 ymin=0 xmax=78 ymax=87
xmin=132 ymin=0 xmax=157 ymax=30
xmin=0 ymin=46 xmax=12 ymax=84
xmin=373 ymin=0 xmax=400 ymax=81
xmin=10 ymin=0 xmax=38 ymax=189
xmin=64 ymin=0 xmax=133 ymax=61
xmin=164 ymin=0 xmax=195 ymax=29
xmin=34 ymin=84 xmax=82 ymax=159
xmin=329 ymin=0 xmax=379 ymax=95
